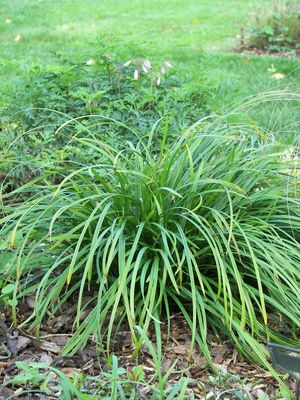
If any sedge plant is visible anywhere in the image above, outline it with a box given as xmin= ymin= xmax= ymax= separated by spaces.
xmin=0 ymin=98 xmax=299 ymax=380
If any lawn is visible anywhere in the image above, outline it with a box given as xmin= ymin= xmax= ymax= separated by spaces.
xmin=1 ymin=0 xmax=299 ymax=141
xmin=0 ymin=1 xmax=299 ymax=399
xmin=1 ymin=0 xmax=260 ymax=62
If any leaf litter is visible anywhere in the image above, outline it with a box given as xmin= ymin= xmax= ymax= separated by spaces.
xmin=0 ymin=303 xmax=294 ymax=399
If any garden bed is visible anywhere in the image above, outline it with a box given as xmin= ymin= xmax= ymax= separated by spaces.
xmin=1 ymin=1 xmax=300 ymax=399
xmin=0 ymin=304 xmax=293 ymax=399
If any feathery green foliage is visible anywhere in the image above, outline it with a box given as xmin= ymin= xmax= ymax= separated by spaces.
xmin=0 ymin=54 xmax=214 ymax=187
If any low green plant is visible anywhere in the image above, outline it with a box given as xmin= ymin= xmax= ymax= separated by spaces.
xmin=4 ymin=361 xmax=95 ymax=400
xmin=0 ymin=283 xmax=17 ymax=309
xmin=3 ymin=329 xmax=192 ymax=400
xmin=239 ymin=0 xmax=300 ymax=53
xmin=3 ymin=360 xmax=290 ymax=399
xmin=0 ymin=96 xmax=299 ymax=388
xmin=1 ymin=52 xmax=215 ymax=188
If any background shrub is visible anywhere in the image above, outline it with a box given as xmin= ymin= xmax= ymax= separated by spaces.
xmin=240 ymin=0 xmax=300 ymax=53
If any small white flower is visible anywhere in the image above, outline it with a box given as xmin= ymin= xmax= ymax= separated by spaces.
xmin=14 ymin=33 xmax=21 ymax=42
xmin=134 ymin=69 xmax=139 ymax=80
xmin=5 ymin=18 xmax=12 ymax=24
xmin=144 ymin=59 xmax=151 ymax=69
xmin=86 ymin=59 xmax=95 ymax=65
xmin=164 ymin=61 xmax=173 ymax=68
xmin=142 ymin=63 xmax=149 ymax=73
xmin=156 ymin=76 xmax=161 ymax=86
xmin=123 ymin=60 xmax=132 ymax=67
xmin=161 ymin=66 xmax=166 ymax=75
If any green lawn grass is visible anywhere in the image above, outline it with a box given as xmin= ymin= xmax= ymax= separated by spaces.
xmin=1 ymin=0 xmax=299 ymax=136
xmin=1 ymin=0 xmax=260 ymax=63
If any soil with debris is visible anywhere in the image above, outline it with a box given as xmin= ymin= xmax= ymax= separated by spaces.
xmin=233 ymin=46 xmax=300 ymax=58
xmin=0 ymin=302 xmax=294 ymax=399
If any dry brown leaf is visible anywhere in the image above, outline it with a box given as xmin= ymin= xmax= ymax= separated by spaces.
xmin=162 ymin=358 xmax=173 ymax=374
xmin=60 ymin=367 xmax=82 ymax=378
xmin=39 ymin=340 xmax=60 ymax=354
xmin=16 ymin=335 xmax=31 ymax=352
xmin=39 ymin=353 xmax=54 ymax=365
xmin=46 ymin=334 xmax=69 ymax=347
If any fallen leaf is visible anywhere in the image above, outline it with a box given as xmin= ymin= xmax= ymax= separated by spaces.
xmin=60 ymin=367 xmax=82 ymax=378
xmin=0 ymin=361 xmax=8 ymax=368
xmin=212 ymin=344 xmax=229 ymax=364
xmin=46 ymin=334 xmax=69 ymax=346
xmin=16 ymin=335 xmax=31 ymax=352
xmin=0 ymin=387 xmax=14 ymax=400
xmin=7 ymin=337 xmax=18 ymax=356
xmin=39 ymin=340 xmax=60 ymax=354
xmin=271 ymin=72 xmax=285 ymax=80
xmin=162 ymin=358 xmax=173 ymax=374
xmin=7 ymin=334 xmax=31 ymax=355
xmin=253 ymin=384 xmax=268 ymax=390
xmin=0 ymin=320 xmax=8 ymax=340
xmin=40 ymin=353 xmax=54 ymax=365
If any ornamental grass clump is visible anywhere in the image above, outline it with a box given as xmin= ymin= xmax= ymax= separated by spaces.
xmin=240 ymin=0 xmax=300 ymax=53
xmin=0 ymin=108 xmax=299 ymax=372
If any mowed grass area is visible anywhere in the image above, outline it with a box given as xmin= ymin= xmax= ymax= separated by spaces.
xmin=1 ymin=0 xmax=260 ymax=62
xmin=1 ymin=0 xmax=299 ymax=122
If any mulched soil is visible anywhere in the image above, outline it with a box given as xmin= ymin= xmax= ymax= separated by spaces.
xmin=233 ymin=46 xmax=300 ymax=58
xmin=0 ymin=301 xmax=294 ymax=399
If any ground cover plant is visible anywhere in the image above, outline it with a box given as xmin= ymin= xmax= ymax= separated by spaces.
xmin=239 ymin=0 xmax=300 ymax=54
xmin=2 ymin=50 xmax=299 ymax=194
xmin=0 ymin=356 xmax=290 ymax=399
xmin=0 ymin=52 xmax=216 ymax=190
xmin=1 ymin=351 xmax=192 ymax=399
xmin=1 ymin=95 xmax=299 ymax=395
